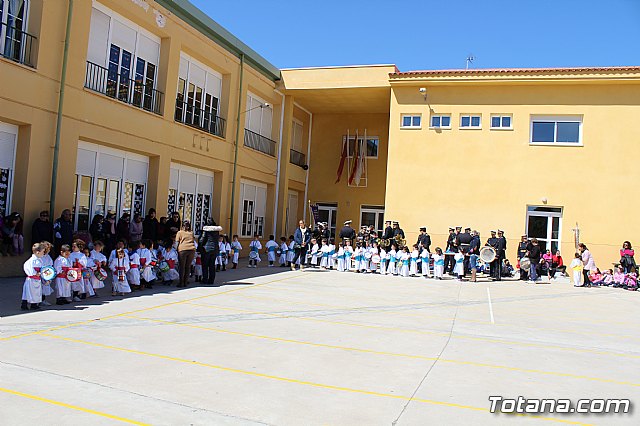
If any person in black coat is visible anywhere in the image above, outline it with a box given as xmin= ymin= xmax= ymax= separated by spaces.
xmin=166 ymin=211 xmax=181 ymax=239
xmin=31 ymin=210 xmax=53 ymax=246
xmin=526 ymin=238 xmax=542 ymax=281
xmin=417 ymin=227 xmax=431 ymax=253
xmin=89 ymin=214 xmax=106 ymax=244
xmin=53 ymin=209 xmax=73 ymax=255
xmin=142 ymin=208 xmax=159 ymax=241
xmin=338 ymin=220 xmax=356 ymax=243
xmin=392 ymin=222 xmax=405 ymax=239
xmin=496 ymin=230 xmax=507 ymax=279
xmin=517 ymin=235 xmax=529 ymax=281
xmin=198 ymin=218 xmax=222 ymax=284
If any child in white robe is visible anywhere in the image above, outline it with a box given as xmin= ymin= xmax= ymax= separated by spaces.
xmin=433 ymin=247 xmax=445 ymax=279
xmin=21 ymin=242 xmax=46 ymax=310
xmin=353 ymin=243 xmax=364 ymax=273
xmin=163 ymin=244 xmax=180 ymax=284
xmin=379 ymin=247 xmax=388 ymax=275
xmin=81 ymin=248 xmax=96 ymax=298
xmin=309 ymin=239 xmax=319 ymax=267
xmin=336 ymin=245 xmax=346 ymax=272
xmin=90 ymin=241 xmax=108 ymax=293
xmin=69 ymin=239 xmax=88 ymax=301
xmin=410 ymin=245 xmax=420 ymax=277
xmin=319 ymin=239 xmax=330 ymax=269
xmin=570 ymin=253 xmax=584 ymax=287
xmin=368 ymin=243 xmax=379 ymax=273
xmin=40 ymin=242 xmax=55 ymax=305
xmin=265 ymin=235 xmax=279 ymax=267
xmin=420 ymin=247 xmax=431 ymax=277
xmin=249 ymin=234 xmax=262 ymax=268
xmin=454 ymin=249 xmax=465 ymax=280
xmin=216 ymin=236 xmax=228 ymax=271
xmin=231 ymin=235 xmax=242 ymax=269
xmin=194 ymin=252 xmax=203 ymax=281
xmin=388 ymin=245 xmax=398 ymax=276
xmin=277 ymin=237 xmax=286 ymax=266
xmin=343 ymin=242 xmax=354 ymax=272
xmin=138 ymin=240 xmax=157 ymax=286
xmin=127 ymin=242 xmax=141 ymax=290
xmin=328 ymin=240 xmax=337 ymax=270
xmin=399 ymin=247 xmax=411 ymax=277
xmin=286 ymin=237 xmax=295 ymax=266
xmin=109 ymin=249 xmax=131 ymax=295
xmin=54 ymin=245 xmax=72 ymax=304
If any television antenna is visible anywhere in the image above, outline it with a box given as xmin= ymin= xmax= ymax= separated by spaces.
xmin=466 ymin=54 xmax=475 ymax=70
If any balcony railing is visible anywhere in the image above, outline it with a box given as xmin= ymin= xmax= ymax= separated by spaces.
xmin=290 ymin=148 xmax=306 ymax=168
xmin=244 ymin=128 xmax=276 ymax=157
xmin=174 ymin=99 xmax=226 ymax=138
xmin=84 ymin=61 xmax=164 ymax=115
xmin=1 ymin=22 xmax=37 ymax=67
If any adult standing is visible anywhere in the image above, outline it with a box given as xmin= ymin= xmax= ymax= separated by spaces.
xmin=526 ymin=238 xmax=542 ymax=282
xmin=142 ymin=208 xmax=159 ymax=242
xmin=445 ymin=227 xmax=456 ymax=274
xmin=104 ymin=212 xmax=117 ymax=253
xmin=457 ymin=227 xmax=473 ymax=275
xmin=578 ymin=243 xmax=596 ymax=286
xmin=176 ymin=221 xmax=196 ymax=288
xmin=392 ymin=221 xmax=405 ymax=239
xmin=116 ymin=213 xmax=131 ymax=243
xmin=339 ymin=220 xmax=356 ymax=243
xmin=89 ymin=214 xmax=106 ymax=244
xmin=517 ymin=235 xmax=529 ymax=281
xmin=31 ymin=210 xmax=53 ymax=246
xmin=292 ymin=220 xmax=311 ymax=271
xmin=199 ymin=219 xmax=222 ymax=284
xmin=619 ymin=241 xmax=636 ymax=273
xmin=53 ymin=209 xmax=73 ymax=255
xmin=496 ymin=230 xmax=507 ymax=280
xmin=468 ymin=230 xmax=481 ymax=282
xmin=129 ymin=213 xmax=143 ymax=244
xmin=486 ymin=230 xmax=499 ymax=280
xmin=417 ymin=226 xmax=431 ymax=253
xmin=166 ymin=212 xmax=182 ymax=239
xmin=382 ymin=220 xmax=393 ymax=250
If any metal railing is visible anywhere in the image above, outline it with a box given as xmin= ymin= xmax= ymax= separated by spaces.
xmin=1 ymin=22 xmax=37 ymax=67
xmin=244 ymin=128 xmax=276 ymax=157
xmin=84 ymin=61 xmax=164 ymax=115
xmin=174 ymin=99 xmax=226 ymax=138
xmin=290 ymin=148 xmax=306 ymax=167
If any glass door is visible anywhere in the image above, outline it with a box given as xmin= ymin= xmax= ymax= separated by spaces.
xmin=526 ymin=206 xmax=562 ymax=253
xmin=360 ymin=206 xmax=385 ymax=236
xmin=317 ymin=203 xmax=337 ymax=238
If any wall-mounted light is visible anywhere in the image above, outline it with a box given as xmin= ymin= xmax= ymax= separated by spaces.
xmin=542 ymin=197 xmax=548 ymax=204
xmin=419 ymin=87 xmax=427 ymax=101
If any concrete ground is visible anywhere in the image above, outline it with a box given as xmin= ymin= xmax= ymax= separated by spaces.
xmin=0 ymin=266 xmax=638 ymax=426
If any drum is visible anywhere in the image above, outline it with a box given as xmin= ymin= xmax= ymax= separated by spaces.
xmin=520 ymin=257 xmax=531 ymax=270
xmin=40 ymin=266 xmax=56 ymax=283
xmin=372 ymin=254 xmax=381 ymax=264
xmin=364 ymin=252 xmax=372 ymax=260
xmin=66 ymin=268 xmax=82 ymax=282
xmin=94 ymin=268 xmax=108 ymax=281
xmin=81 ymin=269 xmax=92 ymax=280
xmin=480 ymin=246 xmax=497 ymax=263
xmin=158 ymin=261 xmax=170 ymax=273
xmin=249 ymin=251 xmax=258 ymax=260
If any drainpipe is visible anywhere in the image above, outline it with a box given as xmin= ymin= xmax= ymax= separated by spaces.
xmin=272 ymin=89 xmax=285 ymax=235
xmin=228 ymin=53 xmax=244 ymax=235
xmin=49 ymin=0 xmax=74 ymax=220
xmin=303 ymin=110 xmax=312 ymax=220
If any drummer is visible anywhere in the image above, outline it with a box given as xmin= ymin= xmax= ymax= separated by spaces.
xmin=517 ymin=234 xmax=529 ymax=281
xmin=468 ymin=230 xmax=481 ymax=282
xmin=486 ymin=230 xmax=500 ymax=280
xmin=496 ymin=230 xmax=507 ymax=281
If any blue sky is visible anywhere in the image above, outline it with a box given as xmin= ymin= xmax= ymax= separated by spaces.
xmin=190 ymin=0 xmax=639 ymax=71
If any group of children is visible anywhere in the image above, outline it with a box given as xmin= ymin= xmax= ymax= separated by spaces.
xmin=569 ymin=252 xmax=638 ymax=290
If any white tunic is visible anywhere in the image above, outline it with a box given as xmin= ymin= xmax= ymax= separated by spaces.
xmin=343 ymin=246 xmax=354 ymax=271
xmin=433 ymin=254 xmax=445 ymax=278
xmin=410 ymin=250 xmax=419 ymax=276
xmin=379 ymin=249 xmax=387 ymax=274
xmin=279 ymin=242 xmax=288 ymax=265
xmin=41 ymin=254 xmax=55 ymax=296
xmin=22 ymin=255 xmax=43 ymax=304
xmin=250 ymin=240 xmax=262 ymax=263
xmin=309 ymin=243 xmax=319 ymax=266
xmin=127 ymin=252 xmax=141 ymax=285
xmin=420 ymin=250 xmax=431 ymax=277
xmin=454 ymin=253 xmax=465 ymax=276
xmin=368 ymin=247 xmax=379 ymax=272
xmin=336 ymin=247 xmax=345 ymax=271
xmin=69 ymin=251 xmax=88 ymax=292
xmin=287 ymin=242 xmax=295 ymax=263
xmin=320 ymin=244 xmax=330 ymax=268
xmin=163 ymin=249 xmax=180 ymax=281
xmin=89 ymin=250 xmax=108 ymax=289
xmin=328 ymin=244 xmax=336 ymax=269
xmin=54 ymin=256 xmax=72 ymax=298
xmin=265 ymin=240 xmax=278 ymax=262
xmin=109 ymin=257 xmax=132 ymax=293
xmin=138 ymin=248 xmax=157 ymax=282
xmin=387 ymin=250 xmax=397 ymax=275
xmin=231 ymin=241 xmax=242 ymax=264
xmin=399 ymin=252 xmax=410 ymax=277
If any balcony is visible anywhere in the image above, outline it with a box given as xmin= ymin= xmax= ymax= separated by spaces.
xmin=0 ymin=22 xmax=37 ymax=67
xmin=290 ymin=148 xmax=306 ymax=168
xmin=244 ymin=128 xmax=276 ymax=157
xmin=84 ymin=61 xmax=164 ymax=115
xmin=174 ymin=99 xmax=226 ymax=138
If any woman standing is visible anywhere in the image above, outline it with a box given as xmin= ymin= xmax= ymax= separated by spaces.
xmin=104 ymin=212 xmax=117 ymax=254
xmin=526 ymin=238 xmax=541 ymax=281
xmin=89 ymin=214 xmax=106 ymax=244
xmin=129 ymin=213 xmax=144 ymax=244
xmin=620 ymin=241 xmax=635 ymax=273
xmin=176 ymin=221 xmax=196 ymax=287
xmin=578 ymin=243 xmax=597 ymax=286
xmin=199 ymin=219 xmax=222 ymax=284
xmin=142 ymin=208 xmax=159 ymax=241
xmin=292 ymin=220 xmax=311 ymax=271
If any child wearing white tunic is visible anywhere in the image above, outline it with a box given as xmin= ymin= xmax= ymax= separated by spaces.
xmin=379 ymin=247 xmax=388 ymax=275
xmin=265 ymin=235 xmax=279 ymax=267
xmin=231 ymin=236 xmax=242 ymax=269
xmin=127 ymin=248 xmax=141 ymax=289
xmin=69 ymin=240 xmax=88 ymax=301
xmin=138 ymin=240 xmax=157 ymax=285
xmin=21 ymin=243 xmax=46 ymax=310
xmin=216 ymin=236 xmax=227 ymax=271
xmin=309 ymin=239 xmax=319 ymax=267
xmin=410 ymin=245 xmax=419 ymax=277
xmin=249 ymin=235 xmax=262 ymax=267
xmin=454 ymin=249 xmax=465 ymax=280
xmin=90 ymin=242 xmax=108 ymax=292
xmin=319 ymin=239 xmax=330 ymax=269
xmin=286 ymin=238 xmax=295 ymax=266
xmin=399 ymin=248 xmax=411 ymax=277
xmin=353 ymin=244 xmax=364 ymax=272
xmin=420 ymin=248 xmax=431 ymax=277
xmin=163 ymin=245 xmax=180 ymax=284
xmin=40 ymin=242 xmax=55 ymax=305
xmin=388 ymin=246 xmax=398 ymax=276
xmin=54 ymin=245 xmax=72 ymax=304
xmin=343 ymin=243 xmax=354 ymax=271
xmin=336 ymin=246 xmax=345 ymax=271
xmin=328 ymin=241 xmax=337 ymax=270
xmin=194 ymin=252 xmax=203 ymax=281
xmin=433 ymin=248 xmax=445 ymax=280
xmin=570 ymin=253 xmax=584 ymax=286
xmin=368 ymin=243 xmax=379 ymax=273
xmin=109 ymin=249 xmax=131 ymax=295
xmin=279 ymin=237 xmax=288 ymax=266
xmin=81 ymin=248 xmax=96 ymax=298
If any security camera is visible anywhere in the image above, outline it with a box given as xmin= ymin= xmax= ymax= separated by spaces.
xmin=263 ymin=102 xmax=271 ymax=108
xmin=419 ymin=88 xmax=427 ymax=94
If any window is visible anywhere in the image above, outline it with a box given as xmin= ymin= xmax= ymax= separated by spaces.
xmin=460 ymin=115 xmax=481 ymax=129
xmin=360 ymin=206 xmax=385 ymax=236
xmin=246 ymin=93 xmax=273 ymax=139
xmin=430 ymin=114 xmax=451 ymax=129
xmin=0 ymin=0 xmax=32 ymax=65
xmin=291 ymin=120 xmax=304 ymax=152
xmin=401 ymin=115 xmax=421 ymax=129
xmin=72 ymin=176 xmax=93 ymax=231
xmin=317 ymin=203 xmax=337 ymax=238
xmin=344 ymin=135 xmax=379 ymax=159
xmin=168 ymin=164 xmax=214 ymax=235
xmin=526 ymin=206 xmax=562 ymax=253
xmin=530 ymin=116 xmax=582 ymax=145
xmin=239 ymin=181 xmax=267 ymax=237
xmin=490 ymin=114 xmax=512 ymax=129
xmin=0 ymin=122 xmax=17 ymax=218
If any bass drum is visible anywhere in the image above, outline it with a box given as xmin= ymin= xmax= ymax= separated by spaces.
xmin=480 ymin=246 xmax=497 ymax=263
xmin=519 ymin=257 xmax=531 ymax=270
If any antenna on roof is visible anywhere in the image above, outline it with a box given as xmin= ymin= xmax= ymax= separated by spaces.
xmin=466 ymin=54 xmax=475 ymax=70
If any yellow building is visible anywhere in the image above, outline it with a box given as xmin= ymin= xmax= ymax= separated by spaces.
xmin=2 ymin=0 xmax=639 ymax=273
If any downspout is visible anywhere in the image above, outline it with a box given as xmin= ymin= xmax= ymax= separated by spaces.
xmin=272 ymin=89 xmax=285 ymax=235
xmin=50 ymin=0 xmax=73 ymax=219
xmin=303 ymin=111 xmax=312 ymax=220
xmin=228 ymin=53 xmax=244 ymax=235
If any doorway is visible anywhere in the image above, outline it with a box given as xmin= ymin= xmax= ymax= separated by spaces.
xmin=526 ymin=206 xmax=562 ymax=253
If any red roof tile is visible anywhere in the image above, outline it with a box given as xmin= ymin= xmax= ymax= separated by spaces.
xmin=390 ymin=66 xmax=640 ymax=77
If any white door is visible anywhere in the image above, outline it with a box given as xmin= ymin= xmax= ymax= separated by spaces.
xmin=317 ymin=203 xmax=337 ymax=238
xmin=526 ymin=206 xmax=562 ymax=253
xmin=286 ymin=192 xmax=298 ymax=236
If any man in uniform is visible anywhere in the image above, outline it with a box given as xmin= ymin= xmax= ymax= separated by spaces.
xmin=496 ymin=230 xmax=507 ymax=280
xmin=382 ymin=220 xmax=393 ymax=250
xmin=417 ymin=226 xmax=431 ymax=253
xmin=392 ymin=221 xmax=405 ymax=239
xmin=457 ymin=227 xmax=473 ymax=275
xmin=486 ymin=230 xmax=500 ymax=280
xmin=445 ymin=227 xmax=457 ymax=274
xmin=339 ymin=220 xmax=356 ymax=244
xmin=517 ymin=234 xmax=529 ymax=281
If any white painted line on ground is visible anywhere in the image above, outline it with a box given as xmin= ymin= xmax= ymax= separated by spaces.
xmin=487 ymin=288 xmax=495 ymax=324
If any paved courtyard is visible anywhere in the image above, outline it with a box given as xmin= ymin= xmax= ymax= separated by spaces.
xmin=1 ymin=267 xmax=639 ymax=425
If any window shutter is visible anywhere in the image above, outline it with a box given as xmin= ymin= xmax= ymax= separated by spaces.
xmin=0 ymin=131 xmax=16 ymax=170
xmin=179 ymin=171 xmax=197 ymax=193
xmin=198 ymin=175 xmax=213 ymax=195
xmin=137 ymin=33 xmax=160 ymax=66
xmin=261 ymin=106 xmax=273 ymax=139
xmin=76 ymin=148 xmax=96 ymax=176
xmin=98 ymin=153 xmax=124 ymax=178
xmin=87 ymin=8 xmax=111 ymax=67
xmin=125 ymin=159 xmax=147 ymax=183
xmin=255 ymin=186 xmax=266 ymax=218
xmin=169 ymin=167 xmax=179 ymax=189
xmin=111 ymin=19 xmax=137 ymax=54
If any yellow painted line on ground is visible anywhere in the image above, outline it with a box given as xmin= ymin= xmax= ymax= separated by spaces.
xmin=185 ymin=302 xmax=640 ymax=360
xmin=0 ymin=386 xmax=150 ymax=425
xmin=125 ymin=314 xmax=640 ymax=388
xmin=0 ymin=274 xmax=300 ymax=342
xmin=38 ymin=333 xmax=592 ymax=425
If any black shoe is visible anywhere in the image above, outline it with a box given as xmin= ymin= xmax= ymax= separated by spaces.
xmin=30 ymin=304 xmax=41 ymax=310
xmin=21 ymin=301 xmax=28 ymax=310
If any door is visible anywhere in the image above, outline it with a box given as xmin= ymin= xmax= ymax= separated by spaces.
xmin=317 ymin=203 xmax=337 ymax=238
xmin=526 ymin=206 xmax=562 ymax=253
xmin=360 ymin=206 xmax=385 ymax=236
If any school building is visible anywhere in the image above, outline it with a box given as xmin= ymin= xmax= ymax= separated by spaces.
xmin=2 ymin=0 xmax=639 ymax=273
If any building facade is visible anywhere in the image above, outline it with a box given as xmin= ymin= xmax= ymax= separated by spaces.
xmin=2 ymin=0 xmax=639 ymax=273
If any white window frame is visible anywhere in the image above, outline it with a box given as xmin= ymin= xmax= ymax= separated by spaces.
xmin=168 ymin=163 xmax=214 ymax=235
xmin=344 ymin=135 xmax=379 ymax=160
xmin=525 ymin=206 xmax=563 ymax=254
xmin=400 ymin=114 xmax=422 ymax=129
xmin=176 ymin=53 xmax=223 ymax=131
xmin=246 ymin=92 xmax=273 ymax=139
xmin=317 ymin=203 xmax=337 ymax=238
xmin=291 ymin=119 xmax=304 ymax=152
xmin=0 ymin=121 xmax=18 ymax=218
xmin=360 ymin=206 xmax=385 ymax=236
xmin=459 ymin=114 xmax=482 ymax=129
xmin=0 ymin=0 xmax=30 ymax=56
xmin=529 ymin=115 xmax=583 ymax=146
xmin=490 ymin=114 xmax=513 ymax=130
xmin=239 ymin=180 xmax=267 ymax=238
xmin=430 ymin=114 xmax=452 ymax=129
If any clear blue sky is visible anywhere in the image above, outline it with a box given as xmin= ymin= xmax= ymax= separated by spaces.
xmin=190 ymin=0 xmax=639 ymax=71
